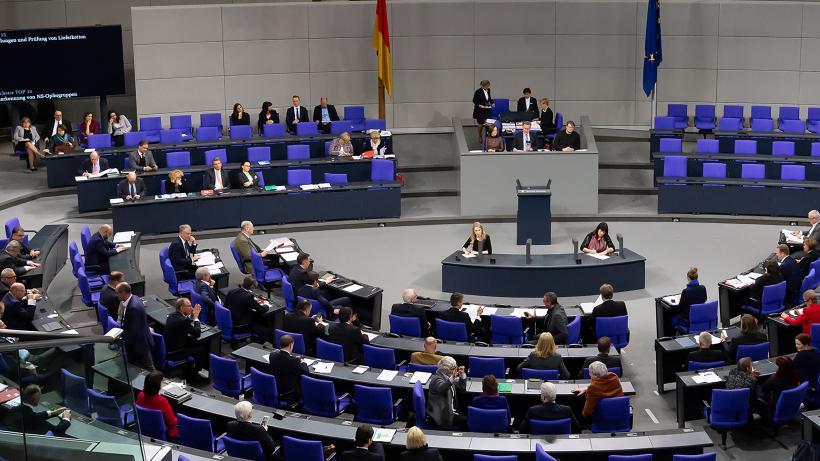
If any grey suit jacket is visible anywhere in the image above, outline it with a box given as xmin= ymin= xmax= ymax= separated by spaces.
xmin=234 ymin=232 xmax=262 ymax=275
xmin=128 ymin=150 xmax=157 ymax=171
xmin=427 ymin=371 xmax=466 ymax=430
xmin=805 ymin=222 xmax=820 ymax=243
xmin=543 ymin=305 xmax=569 ymax=344
xmin=13 ymin=125 xmax=40 ymax=145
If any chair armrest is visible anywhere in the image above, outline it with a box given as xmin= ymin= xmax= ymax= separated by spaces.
xmin=337 ymin=392 xmax=349 ymax=402
xmin=522 ymin=327 xmax=530 ymax=337
xmin=23 ymin=229 xmax=37 ymax=236
xmin=702 ymin=400 xmax=711 ymax=410
xmin=393 ymin=397 xmax=403 ymax=413
xmin=505 ymin=367 xmax=510 ymax=376
xmin=397 ymin=359 xmax=407 ymax=368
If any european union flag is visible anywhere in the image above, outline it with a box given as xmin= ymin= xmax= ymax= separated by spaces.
xmin=642 ymin=0 xmax=662 ymax=97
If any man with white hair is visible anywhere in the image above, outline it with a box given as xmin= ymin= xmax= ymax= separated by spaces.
xmin=793 ymin=210 xmax=820 ymax=242
xmin=575 ymin=360 xmax=624 ymax=419
xmin=0 ymin=241 xmax=39 ymax=276
xmin=117 ymin=171 xmax=145 ymax=201
xmin=233 ymin=221 xmax=275 ymax=277
xmin=427 ymin=356 xmax=467 ymax=430
xmin=225 ymin=401 xmax=278 ymax=460
xmin=688 ymin=331 xmax=726 ymax=364
xmin=168 ymin=224 xmax=198 ymax=279
xmin=518 ymin=381 xmax=580 ymax=433
xmin=390 ymin=289 xmax=430 ymax=336
xmin=1 ymin=283 xmax=37 ymax=331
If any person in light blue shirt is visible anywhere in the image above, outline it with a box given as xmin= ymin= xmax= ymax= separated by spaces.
xmin=313 ymin=96 xmax=339 ymax=134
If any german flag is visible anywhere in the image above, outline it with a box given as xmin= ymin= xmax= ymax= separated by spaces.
xmin=372 ymin=0 xmax=392 ymax=96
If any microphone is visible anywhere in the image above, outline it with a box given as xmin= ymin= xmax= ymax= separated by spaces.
xmin=616 ymin=233 xmax=625 ymax=259
xmin=572 ymin=239 xmax=581 ymax=264
xmin=525 ymin=238 xmax=532 ymax=264
xmin=546 ymin=179 xmax=552 ymax=189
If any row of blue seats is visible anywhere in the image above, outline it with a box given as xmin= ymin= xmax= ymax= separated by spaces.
xmin=658 ymin=138 xmax=820 ymax=157
xmin=656 ymin=104 xmax=820 ymax=133
xmin=663 ymin=158 xmax=812 ymax=182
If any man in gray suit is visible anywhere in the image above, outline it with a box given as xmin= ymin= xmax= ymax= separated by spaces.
xmin=233 ymin=221 xmax=274 ymax=278
xmin=426 ymin=356 xmax=467 ymax=430
xmin=128 ymin=140 xmax=157 ymax=172
xmin=791 ymin=210 xmax=820 ymax=257
xmin=524 ymin=291 xmax=568 ymax=344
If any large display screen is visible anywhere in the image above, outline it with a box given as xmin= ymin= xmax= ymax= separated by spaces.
xmin=0 ymin=25 xmax=125 ymax=102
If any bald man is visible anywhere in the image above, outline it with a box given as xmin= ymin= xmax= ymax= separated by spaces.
xmin=0 ymin=268 xmax=15 ymax=298
xmin=1 ymin=283 xmax=36 ymax=330
xmin=410 ymin=337 xmax=444 ymax=365
xmin=85 ymin=224 xmax=125 ymax=273
xmin=390 ymin=288 xmax=430 ymax=337
xmin=78 ymin=151 xmax=109 ymax=176
xmin=118 ymin=171 xmax=145 ymax=201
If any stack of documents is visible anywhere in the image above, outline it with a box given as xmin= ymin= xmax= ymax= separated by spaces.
xmin=352 ymin=366 xmax=368 ymax=374
xmin=313 ymin=362 xmax=334 ymax=374
xmin=782 ymin=229 xmax=804 ymax=244
xmin=342 ymin=283 xmax=363 ymax=293
xmin=586 ymin=253 xmax=610 ymax=260
xmin=206 ymin=262 xmax=223 ymax=275
xmin=372 ymin=428 xmax=396 ymax=443
xmin=113 ymin=231 xmax=135 ymax=243
xmin=377 ymin=370 xmax=398 ymax=381
xmin=279 ymin=252 xmax=299 ymax=262
xmin=264 ymin=238 xmax=294 ymax=252
xmin=510 ymin=308 xmax=548 ymax=318
xmin=195 ymin=251 xmax=216 ymax=267
xmin=462 ymin=304 xmax=496 ymax=322
xmin=410 ymin=371 xmax=431 ymax=384
xmin=692 ymin=372 xmax=723 ymax=384
xmin=300 ymin=184 xmax=320 ymax=190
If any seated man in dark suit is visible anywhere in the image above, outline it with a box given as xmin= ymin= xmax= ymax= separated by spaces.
xmin=10 ymin=384 xmax=72 ymax=435
xmin=518 ymin=381 xmax=580 ymax=434
xmin=512 ymin=121 xmax=542 ymax=152
xmin=688 ymin=331 xmax=726 ymax=366
xmin=77 ymin=151 xmax=109 ymax=176
xmin=164 ymin=297 xmax=207 ymax=375
xmin=117 ymin=172 xmax=146 ymax=201
xmin=1 ymin=283 xmax=37 ymax=331
xmin=288 ymin=253 xmax=312 ymax=294
xmin=328 ymin=306 xmax=370 ymax=364
xmin=203 ymin=156 xmax=231 ymax=190
xmin=340 ymin=424 xmax=385 ymax=461
xmin=579 ymin=336 xmax=622 ymax=377
xmin=552 ymin=120 xmax=581 ymax=152
xmin=225 ymin=276 xmax=271 ymax=341
xmin=0 ymin=268 xmax=16 ymax=299
xmin=0 ymin=241 xmax=39 ymax=276
xmin=168 ymin=224 xmax=199 ymax=280
xmin=285 ymin=95 xmax=310 ymax=133
xmin=283 ymin=299 xmax=326 ymax=355
xmin=298 ymin=271 xmax=351 ymax=317
xmin=10 ymin=226 xmax=40 ymax=259
xmin=226 ymin=401 xmax=279 ymax=461
xmin=118 ymin=282 xmax=154 ymax=370
xmin=99 ymin=272 xmax=124 ymax=319
xmin=390 ymin=288 xmax=430 ymax=337
xmin=776 ymin=244 xmax=802 ymax=306
xmin=313 ymin=96 xmax=340 ymax=134
xmin=194 ymin=267 xmax=220 ymax=324
xmin=438 ymin=292 xmax=485 ymax=340
xmin=268 ymin=334 xmax=309 ymax=402
xmin=516 ymin=88 xmax=538 ymax=119
xmin=85 ymin=224 xmax=125 ymax=274
xmin=590 ymin=283 xmax=628 ymax=338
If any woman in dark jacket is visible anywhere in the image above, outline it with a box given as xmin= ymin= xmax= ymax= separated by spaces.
xmin=759 ymin=356 xmax=800 ymax=416
xmin=472 ymin=80 xmax=493 ymax=142
xmin=675 ymin=266 xmax=708 ymax=327
xmin=581 ymin=222 xmax=615 ymax=255
xmin=517 ymin=332 xmax=570 ymax=379
xmin=230 ymin=103 xmax=251 ymax=126
xmin=257 ymin=101 xmax=280 ymax=133
xmin=800 ymin=238 xmax=819 ymax=278
xmin=400 ymin=427 xmax=443 ymax=461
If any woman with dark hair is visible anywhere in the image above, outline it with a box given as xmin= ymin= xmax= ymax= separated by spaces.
xmin=581 ymin=222 xmax=615 ymax=255
xmin=136 ymin=370 xmax=178 ymax=438
xmin=237 ymin=161 xmax=260 ymax=189
xmin=257 ymin=101 xmax=280 ymax=133
xmin=230 ymin=103 xmax=250 ymax=126
xmin=759 ymin=356 xmax=800 ymax=416
xmin=484 ymin=125 xmax=505 ymax=152
xmin=470 ymin=375 xmax=510 ymax=423
xmin=472 ymin=80 xmax=493 ymax=142
xmin=13 ymin=116 xmax=44 ymax=171
xmin=48 ymin=124 xmax=76 ymax=153
xmin=79 ymin=112 xmax=100 ymax=145
xmin=800 ymin=239 xmax=819 ymax=278
xmin=794 ymin=333 xmax=820 ymax=386
xmin=107 ymin=110 xmax=132 ymax=147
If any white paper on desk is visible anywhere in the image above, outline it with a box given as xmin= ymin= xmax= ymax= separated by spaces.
xmin=462 ymin=304 xmax=495 ymax=322
xmin=112 ymin=231 xmax=135 ymax=243
xmin=262 ymin=354 xmax=270 ymax=363
xmin=264 ymin=238 xmax=294 ymax=252
xmin=511 ymin=308 xmax=534 ymax=318
xmin=279 ymin=252 xmax=298 ymax=263
xmin=469 ymin=150 xmax=484 ymax=153
xmin=343 ymin=283 xmax=363 ymax=293
xmin=377 ymin=370 xmax=398 ymax=382
xmin=461 ymin=252 xmax=476 ymax=258
xmin=372 ymin=428 xmax=396 ymax=443
xmin=302 ymin=358 xmax=316 ymax=366
xmin=409 ymin=371 xmax=431 ymax=384
xmin=579 ymin=295 xmax=604 ymax=314
xmin=782 ymin=229 xmax=804 ymax=244
xmin=300 ymin=184 xmax=319 ymax=190
xmin=75 ymin=176 xmax=88 ymax=182
xmin=692 ymin=371 xmax=723 ymax=384
xmin=109 ymin=198 xmax=124 ymax=205
xmin=351 ymin=156 xmax=362 ymax=160
xmin=84 ymin=148 xmax=95 ymax=153
xmin=275 ymin=246 xmax=294 ymax=254
xmin=736 ymin=274 xmax=756 ymax=286
xmin=195 ymin=252 xmax=216 ymax=267
xmin=663 ymin=295 xmax=680 ymax=306
xmin=120 ymin=243 xmax=132 ymax=249
xmin=575 ymin=149 xmax=588 ymax=152
xmin=313 ymin=362 xmax=334 ymax=374
xmin=317 ymin=183 xmax=331 ymax=189
xmin=61 ymin=329 xmax=78 ymax=335
xmin=364 ymin=332 xmax=378 ymax=341
xmin=586 ymin=253 xmax=610 ymax=260
xmin=47 ymin=313 xmax=59 ymax=319
xmin=724 ymin=278 xmax=747 ymax=289
xmin=746 ymin=272 xmax=763 ymax=280
xmin=352 ymin=366 xmax=369 ymax=374
xmin=206 ymin=263 xmax=223 ymax=275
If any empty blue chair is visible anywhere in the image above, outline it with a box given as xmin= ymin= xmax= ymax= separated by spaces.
xmin=491 ymin=99 xmax=509 ymax=118
xmin=596 ymin=315 xmax=628 ymax=349
xmin=654 ymin=116 xmax=675 ymax=130
xmin=468 ymin=406 xmax=509 ymax=433
xmin=283 ymin=436 xmax=325 ymax=461
xmin=281 ymin=275 xmax=296 ymax=311
xmin=781 ymin=164 xmax=806 ymax=182
xmin=261 ymin=123 xmax=285 ymax=137
xmin=344 ymin=106 xmax=366 ymax=132
xmin=287 ymin=144 xmax=310 ymax=160
xmin=287 ymin=169 xmax=312 ymax=187
xmin=363 ymin=344 xmax=401 ymax=370
xmin=530 ymin=418 xmax=572 ymax=435
xmin=136 ymin=404 xmax=167 ymax=441
xmin=354 ymin=384 xmax=401 ymax=425
xmin=178 ymin=413 xmax=225 ymax=452
xmin=672 ymin=454 xmax=716 ymax=461
xmin=317 ymin=338 xmax=345 ymax=363
xmin=609 ymin=456 xmax=652 ymax=461
xmin=741 ymin=163 xmax=765 ymax=182
xmin=371 ymin=158 xmax=394 ymax=181
xmin=330 ymin=120 xmax=353 ymax=135
xmin=752 ymin=118 xmax=774 ymax=131
xmin=659 ymin=138 xmax=682 ymax=153
xmin=704 ymin=387 xmax=750 ymax=446
xmin=521 ymin=368 xmax=559 ymax=380
xmin=662 ymin=155 xmax=687 ymax=177
xmin=215 ymin=302 xmax=252 ymax=344
xmin=741 ymin=280 xmax=786 ymax=317
xmin=165 ymin=151 xmax=191 ymax=168
xmin=169 ymin=115 xmax=193 ymax=139
xmin=365 ymin=119 xmax=386 ymax=131
xmin=718 ymin=117 xmax=743 ymax=131
xmin=772 ymin=381 xmax=809 ymax=434
xmin=723 ymin=105 xmax=744 ymax=120
xmin=590 ymin=396 xmax=631 ymax=433
xmin=413 ymin=381 xmax=427 ymax=427
xmin=61 ymin=369 xmax=90 ymax=415
xmin=468 ymin=357 xmax=505 ymax=378
xmin=436 ymin=318 xmax=468 ymax=342
xmin=734 ymin=139 xmax=757 ymax=155
xmin=688 ymin=360 xmax=725 ymax=371
xmin=324 ymin=140 xmax=332 ymax=156
xmin=735 ymin=342 xmax=770 ymax=362
xmin=88 ymin=389 xmax=134 ymax=428
xmin=209 ymin=354 xmax=252 ymax=398
xmin=230 ymin=125 xmax=253 ymax=140
xmin=296 ymin=122 xmax=319 ymax=136
xmin=247 ymin=146 xmax=271 ymax=163
xmin=301 ymin=375 xmax=350 ymax=417
xmin=535 ymin=443 xmax=557 ymax=461
xmin=199 ymin=113 xmax=223 ymax=134
xmin=275 ymin=329 xmax=306 ymax=355
xmin=567 ymin=315 xmax=581 ymax=344
xmin=751 ymin=105 xmax=772 ymax=123
xmin=87 ymin=133 xmax=111 ymax=149
xmin=151 ymin=332 xmax=194 ymax=373
xmin=250 ymin=367 xmax=286 ymax=409
xmin=696 ymin=139 xmax=719 ymax=153
xmin=778 ymin=106 xmax=800 ymax=125
xmin=160 ymin=249 xmax=194 ymax=295
xmin=780 ymin=119 xmax=805 ymax=133
xmin=808 ymin=108 xmax=820 ymax=133
xmin=581 ymin=367 xmax=622 ymax=378
xmin=695 ymin=104 xmax=715 ymax=131
xmin=196 ymin=126 xmax=220 ymax=142
xmin=251 ymin=249 xmax=283 ymax=287
xmin=139 ymin=117 xmax=162 ymax=143
xmin=123 ymin=131 xmax=143 ymax=147
xmin=772 ymin=141 xmax=795 ymax=156
xmin=389 ymin=314 xmax=422 ymax=337
xmin=204 ymin=148 xmax=227 ymax=165
xmin=678 ymin=300 xmax=718 ymax=334
xmin=324 ymin=173 xmax=348 ymax=185
xmin=159 ymin=129 xmax=183 ymax=144
xmin=223 ymin=436 xmax=264 ymax=461
xmin=409 ymin=363 xmax=438 ymax=374
xmin=702 ymin=162 xmax=726 ymax=182
xmin=667 ymin=104 xmax=688 ymax=129
xmin=490 ymin=315 xmax=525 ymax=344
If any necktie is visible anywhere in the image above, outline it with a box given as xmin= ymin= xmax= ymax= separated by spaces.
xmin=130 ymin=183 xmax=135 ymax=197
xmin=92 ymin=162 xmax=99 ymax=174
xmin=294 ymin=107 xmax=300 ymax=123
xmin=525 ymin=134 xmax=530 ymax=150
xmin=183 ymin=238 xmax=189 ymax=257
xmin=215 ymin=170 xmax=223 ymax=189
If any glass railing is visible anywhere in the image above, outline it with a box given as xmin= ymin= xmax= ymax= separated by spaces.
xmin=0 ymin=332 xmax=146 ymax=461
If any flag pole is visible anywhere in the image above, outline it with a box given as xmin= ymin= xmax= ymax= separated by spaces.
xmin=378 ymin=79 xmax=386 ymax=120
xmin=650 ymin=84 xmax=657 ymax=129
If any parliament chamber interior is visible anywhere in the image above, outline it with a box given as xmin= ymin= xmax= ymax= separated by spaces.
xmin=2 ymin=1 xmax=820 ymax=461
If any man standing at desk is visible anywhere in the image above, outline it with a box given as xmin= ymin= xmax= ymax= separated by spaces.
xmin=283 ymin=299 xmax=326 ymax=355
xmin=553 ymin=120 xmax=581 ymax=152
xmin=169 ymin=224 xmax=199 ymax=280
xmin=117 ymin=282 xmax=154 ymax=370
xmin=10 ymin=227 xmax=40 ymax=259
xmin=234 ymin=221 xmax=274 ymax=278
xmin=590 ymin=284 xmax=627 ymax=337
xmin=286 ymin=95 xmax=310 ymax=134
xmin=1 ymin=283 xmax=37 ymax=331
xmin=86 ymin=224 xmax=125 ymax=274
xmin=512 ymin=121 xmax=541 ymax=152
xmin=128 ymin=140 xmax=157 ymax=172
xmin=117 ymin=172 xmax=145 ymax=201
xmin=165 ymin=297 xmax=207 ymax=376
xmin=439 ymin=292 xmax=485 ymax=341
xmin=524 ymin=292 xmax=567 ymax=344
xmin=0 ymin=241 xmax=39 ymax=276
xmin=203 ymin=157 xmax=231 ymax=191
xmin=313 ymin=96 xmax=339 ymax=134
xmin=391 ymin=288 xmax=430 ymax=337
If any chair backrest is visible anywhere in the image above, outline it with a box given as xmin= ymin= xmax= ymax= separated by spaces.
xmin=247 ymin=146 xmax=271 ymax=163
xmin=87 ymin=389 xmax=125 ymax=428
xmin=169 ymin=115 xmax=192 ymax=133
xmin=809 ymin=108 xmax=820 ymax=122
xmin=178 ymin=413 xmax=217 ymax=452
xmin=316 ymin=338 xmax=345 ymax=363
xmin=296 ymin=122 xmax=319 ymax=136
xmin=160 ymin=129 xmax=183 ymax=144
xmin=734 ymin=139 xmax=757 ymax=155
xmin=409 ymin=363 xmax=438 ymax=374
xmin=363 ymin=344 xmax=397 ymax=370
xmin=389 ymin=314 xmax=422 ymax=337
xmin=87 ymin=134 xmax=112 ymax=148
xmin=708 ymin=388 xmax=750 ymax=426
xmin=468 ymin=356 xmax=505 ymax=378
xmin=609 ymin=456 xmax=653 ymax=461
xmin=802 ymin=270 xmax=818 ymax=311
xmin=77 ymin=268 xmax=94 ymax=306
xmin=301 ymin=375 xmax=342 ymax=417
xmin=751 ymin=105 xmax=772 ymax=120
xmin=772 ymin=381 xmax=809 ymax=425
xmin=467 ymin=406 xmax=508 ymax=433
xmin=324 ymin=173 xmax=348 ymax=185
xmin=702 ymin=162 xmax=727 ymax=179
xmin=228 ymin=240 xmax=247 ymax=274
xmin=204 ymin=148 xmax=227 ymax=165
xmin=196 ymin=126 xmax=220 ymax=142
xmin=223 ymin=436 xmax=265 ymax=461
xmin=566 ymin=315 xmax=581 ymax=345
xmin=659 ymin=138 xmax=682 ymax=153
xmin=688 ymin=301 xmax=718 ymax=333
xmin=189 ymin=290 xmax=210 ymax=326
xmin=371 ymin=159 xmax=395 ymax=182
xmin=521 ymin=368 xmax=559 ymax=380
xmin=283 ymin=436 xmax=324 ymax=461
xmin=688 ymin=360 xmax=726 ymax=371
xmin=672 ymin=454 xmax=717 ymax=461
xmin=653 ymin=116 xmax=675 ymax=130
xmin=667 ymin=103 xmax=688 ymax=120
xmin=4 ymin=217 xmax=21 ymax=240
xmin=281 ymin=275 xmax=296 ymax=311
xmin=474 ymin=456 xmax=517 ymax=461
xmin=412 ymin=380 xmax=426 ymax=427
xmin=165 ymin=151 xmax=191 ymax=168
xmin=331 ymin=120 xmax=353 ymax=135
xmin=139 ymin=116 xmax=162 ymax=132
xmin=149 ymin=332 xmax=168 ymax=370
xmin=492 ymin=99 xmax=509 ymax=117
xmin=287 ymin=144 xmax=311 ymax=160
xmin=662 ymin=155 xmax=687 ymax=177
xmin=160 ymin=258 xmax=179 ymax=294
xmin=581 ymin=367 xmax=622 ymax=378
xmin=215 ymin=303 xmax=235 ymax=341
xmin=344 ymin=106 xmax=365 ymax=121
xmin=275 ymin=329 xmax=306 ymax=354
xmin=365 ymin=119 xmax=386 ymax=131
xmin=751 ymin=118 xmax=774 ymax=131
xmin=230 ymin=125 xmax=253 ymax=140
xmin=354 ymin=384 xmax=396 ymax=425
xmin=772 ymin=141 xmax=795 ymax=156
xmin=96 ymin=303 xmax=110 ymax=324
xmin=595 ymin=315 xmax=629 ymax=349
xmin=695 ymin=104 xmax=715 ymax=120
xmin=736 ymin=341 xmax=769 ymax=361
xmin=740 ymin=163 xmax=765 ymax=180
xmin=781 ymin=164 xmax=805 ymax=181
xmin=287 ymin=169 xmax=312 ymax=186
xmin=696 ymin=139 xmax=719 ymax=153
xmin=490 ymin=315 xmax=524 ymax=344
xmin=209 ymin=353 xmax=244 ymax=397
xmin=436 ymin=318 xmax=468 ymax=342
xmin=261 ymin=123 xmax=285 ymax=137
xmin=530 ymin=418 xmax=572 ymax=435
xmin=124 ymin=132 xmax=144 ymax=147
xmin=61 ymin=368 xmax=90 ymax=415
xmin=250 ymin=367 xmax=279 ymax=408
xmin=136 ymin=404 xmax=167 ymax=440
xmin=590 ymin=396 xmax=631 ymax=433
xmin=199 ymin=113 xmax=223 ymax=131
xmin=535 ymin=443 xmax=558 ymax=461
xmin=781 ymin=119 xmax=806 ymax=133
xmin=723 ymin=105 xmax=744 ymax=119
xmin=761 ymin=281 xmax=787 ymax=315
xmin=718 ymin=117 xmax=742 ymax=131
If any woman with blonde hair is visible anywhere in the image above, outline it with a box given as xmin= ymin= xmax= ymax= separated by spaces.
xmin=517 ymin=332 xmax=570 ymax=379
xmin=329 ymin=131 xmax=354 ymax=157
xmin=400 ymin=426 xmax=442 ymax=461
xmin=167 ymin=169 xmax=189 ymax=194
xmin=461 ymin=222 xmax=492 ymax=255
xmin=13 ymin=116 xmax=44 ymax=171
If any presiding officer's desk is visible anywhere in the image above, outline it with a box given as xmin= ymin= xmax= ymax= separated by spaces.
xmin=75 ymin=157 xmax=391 ymax=212
xmin=94 ymin=360 xmax=711 ymax=460
xmin=17 ymin=224 xmax=69 ymax=290
xmin=654 ymin=327 xmax=740 ymax=394
xmin=46 ymin=130 xmax=391 ymax=188
xmin=143 ymin=294 xmax=222 ymax=358
xmin=112 ymin=181 xmax=401 ymax=234
xmin=441 ymin=249 xmax=646 ymax=298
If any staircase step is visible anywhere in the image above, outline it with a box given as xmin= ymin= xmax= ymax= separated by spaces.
xmin=400 ymin=170 xmax=459 ymax=197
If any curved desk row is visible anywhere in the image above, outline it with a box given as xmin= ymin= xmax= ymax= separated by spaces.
xmin=649 ymin=128 xmax=820 ymax=156
xmin=652 ymin=152 xmax=820 ymax=186
xmin=441 ymin=250 xmax=646 ymax=297
xmin=46 ymin=131 xmax=392 ymax=188
xmin=76 ymin=157 xmax=390 ymax=212
xmin=93 ymin=360 xmax=710 ymax=459
xmin=111 ymin=181 xmax=401 ymax=234
xmin=18 ymin=224 xmax=69 ymax=291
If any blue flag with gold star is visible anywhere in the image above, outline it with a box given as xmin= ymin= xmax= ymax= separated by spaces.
xmin=642 ymin=0 xmax=662 ymax=97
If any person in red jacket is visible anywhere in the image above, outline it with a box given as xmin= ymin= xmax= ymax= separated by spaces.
xmin=136 ymin=370 xmax=178 ymax=438
xmin=781 ymin=289 xmax=820 ymax=334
